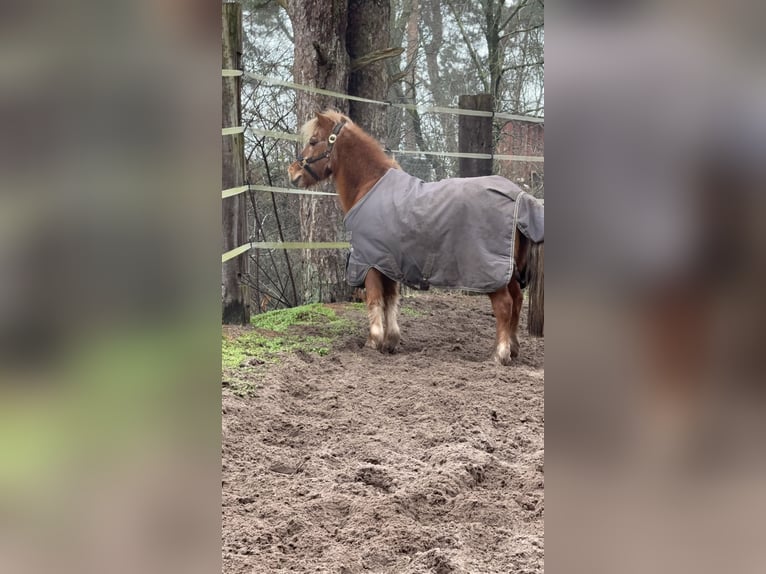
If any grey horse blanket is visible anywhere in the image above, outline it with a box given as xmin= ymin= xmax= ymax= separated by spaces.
xmin=344 ymin=168 xmax=544 ymax=292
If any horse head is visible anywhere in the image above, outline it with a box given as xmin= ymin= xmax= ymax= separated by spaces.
xmin=288 ymin=111 xmax=350 ymax=187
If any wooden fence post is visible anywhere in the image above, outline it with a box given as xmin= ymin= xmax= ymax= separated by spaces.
xmin=458 ymin=94 xmax=494 ymax=178
xmin=222 ymin=2 xmax=250 ymax=324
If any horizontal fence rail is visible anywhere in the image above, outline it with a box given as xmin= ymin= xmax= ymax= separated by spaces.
xmin=222 ymin=241 xmax=351 ymax=263
xmin=222 ymin=183 xmax=337 ymax=199
xmin=224 ymin=69 xmax=544 ymax=124
xmin=387 ymin=149 xmax=541 ymax=162
xmin=242 ymin=126 xmax=544 ymax=163
xmin=222 ymin=126 xmax=245 ymax=136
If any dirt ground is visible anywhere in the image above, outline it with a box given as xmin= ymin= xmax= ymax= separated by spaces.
xmin=222 ymin=292 xmax=544 ymax=573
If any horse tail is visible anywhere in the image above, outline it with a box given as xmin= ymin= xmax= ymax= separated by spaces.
xmin=526 ymin=241 xmax=544 ymax=337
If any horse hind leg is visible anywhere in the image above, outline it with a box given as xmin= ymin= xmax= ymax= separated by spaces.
xmin=489 ymin=287 xmax=513 ymax=365
xmin=506 ymin=229 xmax=529 ymax=359
xmin=382 ymin=276 xmax=400 ymax=353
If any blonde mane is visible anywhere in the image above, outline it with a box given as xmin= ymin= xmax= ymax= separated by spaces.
xmin=299 ymin=110 xmax=353 ymax=144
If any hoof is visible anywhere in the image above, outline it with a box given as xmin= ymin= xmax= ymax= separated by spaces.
xmin=493 ymin=341 xmax=513 ymax=365
xmin=367 ymin=336 xmax=395 ymax=353
xmin=366 ymin=338 xmax=381 ymax=350
xmin=510 ymin=336 xmax=520 ymax=358
xmin=382 ymin=332 xmax=400 ymax=354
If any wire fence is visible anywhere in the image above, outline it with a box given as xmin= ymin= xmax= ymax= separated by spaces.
xmin=222 ymin=69 xmax=544 ymax=262
xmin=244 ymin=126 xmax=543 ymax=163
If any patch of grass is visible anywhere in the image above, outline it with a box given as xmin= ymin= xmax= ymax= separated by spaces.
xmin=223 ymin=371 xmax=261 ymax=398
xmin=251 ymin=303 xmax=338 ymax=331
xmin=222 ymin=303 xmax=355 ymax=370
xmin=222 ymin=334 xmax=248 ymax=368
xmin=400 ymin=306 xmax=425 ymax=318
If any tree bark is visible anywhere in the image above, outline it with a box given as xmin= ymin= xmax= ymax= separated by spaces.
xmin=458 ymin=93 xmax=494 ymax=178
xmin=403 ymin=0 xmax=420 ymax=150
xmin=421 ymin=0 xmax=449 ymax=179
xmin=390 ymin=0 xmax=439 ymax=178
xmin=347 ymin=0 xmax=391 ymax=141
xmin=386 ymin=0 xmax=414 ymax=149
xmin=286 ymin=0 xmax=350 ymax=303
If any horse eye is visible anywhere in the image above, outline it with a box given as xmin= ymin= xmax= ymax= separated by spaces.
xmin=309 ymin=139 xmax=317 ymax=146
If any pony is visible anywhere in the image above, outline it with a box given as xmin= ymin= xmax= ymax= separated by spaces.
xmin=288 ymin=110 xmax=544 ymax=365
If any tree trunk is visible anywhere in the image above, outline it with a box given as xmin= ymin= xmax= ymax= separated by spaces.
xmin=386 ymin=0 xmax=414 ymax=154
xmin=485 ymin=0 xmax=504 ymax=101
xmin=222 ymin=3 xmax=250 ymax=324
xmin=347 ymin=0 xmax=391 ymax=141
xmin=287 ymin=0 xmax=350 ymax=303
xmin=458 ymin=93 xmax=494 ymax=177
xmin=390 ymin=0 xmax=439 ymax=179
xmin=421 ymin=0 xmax=449 ymax=179
xmin=403 ymin=0 xmax=419 ymax=150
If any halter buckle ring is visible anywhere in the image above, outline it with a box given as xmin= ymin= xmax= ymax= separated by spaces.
xmin=328 ymin=134 xmax=337 ymax=144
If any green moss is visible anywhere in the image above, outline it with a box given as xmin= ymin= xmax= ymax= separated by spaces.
xmin=251 ymin=303 xmax=338 ymax=331
xmin=223 ymin=303 xmax=356 ymax=372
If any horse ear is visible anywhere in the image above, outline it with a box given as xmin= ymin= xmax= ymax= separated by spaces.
xmin=315 ymin=111 xmax=331 ymax=129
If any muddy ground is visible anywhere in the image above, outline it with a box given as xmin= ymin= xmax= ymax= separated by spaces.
xmin=222 ymin=292 xmax=544 ymax=573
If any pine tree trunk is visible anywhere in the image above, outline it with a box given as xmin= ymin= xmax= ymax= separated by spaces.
xmin=403 ymin=0 xmax=420 ymax=150
xmin=347 ymin=0 xmax=391 ymax=141
xmin=287 ymin=0 xmax=351 ymax=303
xmin=422 ymin=0 xmax=449 ymax=179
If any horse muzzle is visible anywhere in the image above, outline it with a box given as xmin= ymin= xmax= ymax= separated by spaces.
xmin=290 ymin=173 xmax=304 ymax=187
xmin=287 ymin=163 xmax=304 ymax=187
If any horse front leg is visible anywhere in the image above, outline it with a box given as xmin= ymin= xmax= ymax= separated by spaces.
xmin=364 ymin=269 xmax=387 ymax=352
xmin=489 ymin=287 xmax=513 ymax=365
xmin=382 ymin=276 xmax=400 ymax=353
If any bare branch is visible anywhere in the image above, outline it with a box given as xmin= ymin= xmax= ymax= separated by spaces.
xmin=499 ymin=22 xmax=544 ymax=40
xmin=445 ymin=1 xmax=490 ymax=93
xmin=501 ymin=59 xmax=544 ymax=74
xmin=499 ymin=0 xmax=531 ymax=33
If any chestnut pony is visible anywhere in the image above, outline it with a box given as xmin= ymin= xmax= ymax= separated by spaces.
xmin=288 ymin=110 xmax=543 ymax=365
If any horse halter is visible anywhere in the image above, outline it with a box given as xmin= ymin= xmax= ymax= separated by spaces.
xmin=297 ymin=120 xmax=347 ymax=181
